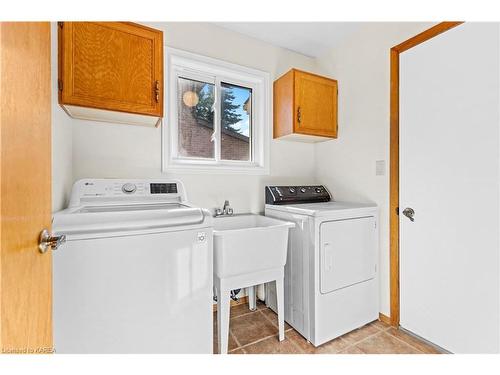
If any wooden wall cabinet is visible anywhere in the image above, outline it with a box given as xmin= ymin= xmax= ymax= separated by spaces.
xmin=274 ymin=69 xmax=338 ymax=141
xmin=58 ymin=22 xmax=163 ymax=126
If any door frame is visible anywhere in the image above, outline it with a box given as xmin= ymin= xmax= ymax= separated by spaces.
xmin=389 ymin=21 xmax=463 ymax=327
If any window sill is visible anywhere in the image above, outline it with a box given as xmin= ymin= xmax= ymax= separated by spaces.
xmin=163 ymin=161 xmax=269 ymax=175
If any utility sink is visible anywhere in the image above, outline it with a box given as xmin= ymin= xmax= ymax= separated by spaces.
xmin=213 ymin=214 xmax=295 ymax=278
xmin=213 ymin=213 xmax=294 ymax=354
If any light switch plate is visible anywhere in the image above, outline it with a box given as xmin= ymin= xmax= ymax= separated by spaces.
xmin=376 ymin=160 xmax=386 ymax=176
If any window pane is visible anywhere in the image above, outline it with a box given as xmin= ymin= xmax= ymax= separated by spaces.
xmin=177 ymin=77 xmax=215 ymax=159
xmin=220 ymin=82 xmax=252 ymax=161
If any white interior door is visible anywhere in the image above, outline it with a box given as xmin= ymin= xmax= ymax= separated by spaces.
xmin=400 ymin=23 xmax=500 ymax=353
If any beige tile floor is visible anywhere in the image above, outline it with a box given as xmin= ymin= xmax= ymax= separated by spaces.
xmin=214 ymin=301 xmax=442 ymax=354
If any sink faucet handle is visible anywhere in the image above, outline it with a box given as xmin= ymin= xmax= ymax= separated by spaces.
xmin=215 ymin=200 xmax=233 ymax=217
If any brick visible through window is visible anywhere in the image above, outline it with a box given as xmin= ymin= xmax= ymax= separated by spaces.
xmin=177 ymin=77 xmax=250 ymax=161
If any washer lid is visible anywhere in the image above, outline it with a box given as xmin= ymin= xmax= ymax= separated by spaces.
xmin=53 ymin=204 xmax=208 ymax=238
xmin=265 ymin=201 xmax=378 ymax=217
xmin=75 ymin=202 xmax=187 ymax=213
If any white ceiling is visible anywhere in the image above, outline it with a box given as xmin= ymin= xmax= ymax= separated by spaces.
xmin=215 ymin=22 xmax=364 ymax=58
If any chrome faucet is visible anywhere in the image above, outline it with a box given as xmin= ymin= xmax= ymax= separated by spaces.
xmin=214 ymin=200 xmax=234 ymax=217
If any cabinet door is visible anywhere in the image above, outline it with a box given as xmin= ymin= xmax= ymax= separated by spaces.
xmin=59 ymin=22 xmax=163 ymax=117
xmin=294 ymin=70 xmax=337 ymax=137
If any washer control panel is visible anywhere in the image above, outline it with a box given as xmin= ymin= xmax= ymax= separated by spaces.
xmin=265 ymin=185 xmax=331 ymax=205
xmin=68 ymin=179 xmax=185 ymax=207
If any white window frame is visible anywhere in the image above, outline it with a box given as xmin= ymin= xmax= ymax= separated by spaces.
xmin=162 ymin=48 xmax=270 ymax=175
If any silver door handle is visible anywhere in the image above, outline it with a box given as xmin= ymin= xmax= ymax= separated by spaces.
xmin=402 ymin=207 xmax=415 ymax=222
xmin=39 ymin=229 xmax=66 ymax=253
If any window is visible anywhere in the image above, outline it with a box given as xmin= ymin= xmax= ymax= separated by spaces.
xmin=164 ymin=48 xmax=270 ymax=174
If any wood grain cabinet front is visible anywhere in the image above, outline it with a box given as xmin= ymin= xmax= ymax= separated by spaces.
xmin=58 ymin=22 xmax=163 ymax=126
xmin=274 ymin=69 xmax=338 ymax=142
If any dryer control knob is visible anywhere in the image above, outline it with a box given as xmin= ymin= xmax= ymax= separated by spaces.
xmin=122 ymin=183 xmax=137 ymax=194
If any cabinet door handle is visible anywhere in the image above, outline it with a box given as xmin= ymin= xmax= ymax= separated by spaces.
xmin=297 ymin=106 xmax=302 ymax=124
xmin=154 ymin=80 xmax=160 ymax=103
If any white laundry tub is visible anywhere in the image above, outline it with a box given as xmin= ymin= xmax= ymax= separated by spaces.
xmin=213 ymin=214 xmax=294 ymax=278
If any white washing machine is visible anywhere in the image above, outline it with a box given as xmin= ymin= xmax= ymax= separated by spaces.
xmin=264 ymin=185 xmax=378 ymax=347
xmin=52 ymin=179 xmax=213 ymax=353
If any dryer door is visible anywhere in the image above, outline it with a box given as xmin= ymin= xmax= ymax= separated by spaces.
xmin=320 ymin=216 xmax=376 ymax=294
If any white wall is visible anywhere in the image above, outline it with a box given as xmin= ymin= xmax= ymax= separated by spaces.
xmin=51 ymin=22 xmax=73 ymax=211
xmin=54 ymin=22 xmax=463 ymax=318
xmin=314 ymin=23 xmax=434 ymax=316
xmin=69 ymin=22 xmax=319 ymax=213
